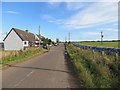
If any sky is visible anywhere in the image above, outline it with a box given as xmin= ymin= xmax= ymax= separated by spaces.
xmin=1 ymin=1 xmax=118 ymax=42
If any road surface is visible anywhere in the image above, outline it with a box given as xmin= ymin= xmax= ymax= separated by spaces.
xmin=2 ymin=44 xmax=82 ymax=88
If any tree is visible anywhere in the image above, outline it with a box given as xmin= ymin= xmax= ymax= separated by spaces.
xmin=41 ymin=37 xmax=52 ymax=45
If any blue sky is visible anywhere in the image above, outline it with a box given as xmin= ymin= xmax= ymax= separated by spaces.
xmin=1 ymin=1 xmax=118 ymax=42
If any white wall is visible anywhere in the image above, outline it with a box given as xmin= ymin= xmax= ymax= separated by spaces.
xmin=35 ymin=34 xmax=39 ymax=40
xmin=4 ymin=30 xmax=24 ymax=50
xmin=23 ymin=41 xmax=29 ymax=46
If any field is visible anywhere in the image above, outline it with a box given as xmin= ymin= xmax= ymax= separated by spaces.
xmin=75 ymin=41 xmax=119 ymax=48
xmin=66 ymin=44 xmax=120 ymax=88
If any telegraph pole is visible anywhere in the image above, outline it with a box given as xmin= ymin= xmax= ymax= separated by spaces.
xmin=101 ymin=32 xmax=104 ymax=45
xmin=65 ymin=36 xmax=66 ymax=42
xmin=69 ymin=32 xmax=70 ymax=44
xmin=38 ymin=25 xmax=40 ymax=47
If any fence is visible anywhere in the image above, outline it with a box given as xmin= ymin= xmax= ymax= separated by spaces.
xmin=73 ymin=43 xmax=120 ymax=54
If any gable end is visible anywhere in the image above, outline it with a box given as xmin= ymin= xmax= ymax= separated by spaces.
xmin=3 ymin=28 xmax=24 ymax=41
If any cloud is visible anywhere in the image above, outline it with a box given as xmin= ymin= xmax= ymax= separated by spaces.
xmin=101 ymin=28 xmax=118 ymax=31
xmin=42 ymin=14 xmax=65 ymax=24
xmin=113 ymin=23 xmax=118 ymax=25
xmin=46 ymin=2 xmax=118 ymax=30
xmin=79 ymin=36 xmax=97 ymax=41
xmin=4 ymin=11 xmax=19 ymax=14
xmin=42 ymin=15 xmax=53 ymax=19
xmin=66 ymin=2 xmax=85 ymax=11
xmin=2 ymin=0 xmax=119 ymax=2
xmin=47 ymin=2 xmax=61 ymax=8
xmin=0 ymin=30 xmax=2 ymax=34
xmin=85 ymin=32 xmax=100 ymax=35
xmin=48 ymin=19 xmax=65 ymax=24
xmin=64 ymin=2 xmax=117 ymax=29
xmin=47 ymin=0 xmax=119 ymax=2
xmin=63 ymin=24 xmax=97 ymax=30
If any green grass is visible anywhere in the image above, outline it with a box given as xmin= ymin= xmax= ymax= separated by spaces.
xmin=1 ymin=48 xmax=48 ymax=68
xmin=66 ymin=44 xmax=120 ymax=88
xmin=75 ymin=41 xmax=119 ymax=48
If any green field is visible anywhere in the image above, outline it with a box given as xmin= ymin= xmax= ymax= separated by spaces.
xmin=75 ymin=41 xmax=119 ymax=48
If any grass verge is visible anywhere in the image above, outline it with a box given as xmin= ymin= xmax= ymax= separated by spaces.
xmin=66 ymin=44 xmax=120 ymax=88
xmin=1 ymin=47 xmax=48 ymax=69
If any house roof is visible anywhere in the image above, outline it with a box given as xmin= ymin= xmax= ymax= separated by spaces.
xmin=3 ymin=28 xmax=37 ymax=41
xmin=36 ymin=34 xmax=44 ymax=39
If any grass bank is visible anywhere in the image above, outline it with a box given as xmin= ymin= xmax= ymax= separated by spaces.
xmin=66 ymin=44 xmax=120 ymax=88
xmin=1 ymin=47 xmax=48 ymax=68
xmin=75 ymin=41 xmax=119 ymax=48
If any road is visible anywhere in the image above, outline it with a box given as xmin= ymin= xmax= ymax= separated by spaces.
xmin=2 ymin=44 xmax=82 ymax=88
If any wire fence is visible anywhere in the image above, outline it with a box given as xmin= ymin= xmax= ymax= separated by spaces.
xmin=73 ymin=43 xmax=120 ymax=54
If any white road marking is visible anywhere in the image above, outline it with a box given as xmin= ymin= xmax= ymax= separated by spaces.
xmin=13 ymin=71 xmax=34 ymax=87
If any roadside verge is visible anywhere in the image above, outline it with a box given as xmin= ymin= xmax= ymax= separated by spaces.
xmin=1 ymin=48 xmax=49 ymax=70
xmin=66 ymin=44 xmax=119 ymax=88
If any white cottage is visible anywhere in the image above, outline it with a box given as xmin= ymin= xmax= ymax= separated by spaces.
xmin=3 ymin=28 xmax=41 ymax=50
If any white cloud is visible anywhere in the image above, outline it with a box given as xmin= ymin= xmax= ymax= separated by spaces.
xmin=64 ymin=2 xmax=118 ymax=29
xmin=63 ymin=24 xmax=97 ymax=30
xmin=66 ymin=2 xmax=84 ymax=10
xmin=113 ymin=23 xmax=118 ymax=25
xmin=2 ymin=0 xmax=119 ymax=2
xmin=101 ymin=28 xmax=118 ymax=31
xmin=5 ymin=11 xmax=18 ymax=14
xmin=47 ymin=2 xmax=61 ymax=8
xmin=48 ymin=19 xmax=64 ymax=24
xmin=46 ymin=2 xmax=118 ymax=30
xmin=42 ymin=14 xmax=65 ymax=24
xmin=0 ymin=30 xmax=2 ymax=34
xmin=79 ymin=36 xmax=94 ymax=40
xmin=85 ymin=32 xmax=100 ymax=35
xmin=42 ymin=15 xmax=53 ymax=19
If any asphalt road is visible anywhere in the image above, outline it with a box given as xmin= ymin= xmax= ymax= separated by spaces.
xmin=2 ymin=44 xmax=81 ymax=88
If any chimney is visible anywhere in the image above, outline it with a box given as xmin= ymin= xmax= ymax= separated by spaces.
xmin=25 ymin=30 xmax=28 ymax=33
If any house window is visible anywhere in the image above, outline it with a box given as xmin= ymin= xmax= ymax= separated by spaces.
xmin=24 ymin=41 xmax=27 ymax=45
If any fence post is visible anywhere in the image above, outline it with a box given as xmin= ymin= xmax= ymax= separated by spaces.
xmin=102 ymin=51 xmax=105 ymax=55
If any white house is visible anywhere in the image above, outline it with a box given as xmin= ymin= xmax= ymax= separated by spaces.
xmin=3 ymin=28 xmax=43 ymax=50
xmin=34 ymin=34 xmax=44 ymax=46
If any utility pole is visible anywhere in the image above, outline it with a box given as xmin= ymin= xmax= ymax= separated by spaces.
xmin=65 ymin=36 xmax=66 ymax=43
xmin=101 ymin=32 xmax=104 ymax=45
xmin=69 ymin=32 xmax=70 ymax=42
xmin=69 ymin=32 xmax=70 ymax=44
xmin=38 ymin=25 xmax=40 ymax=47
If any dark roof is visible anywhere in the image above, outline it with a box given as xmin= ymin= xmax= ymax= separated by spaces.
xmin=3 ymin=28 xmax=37 ymax=41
